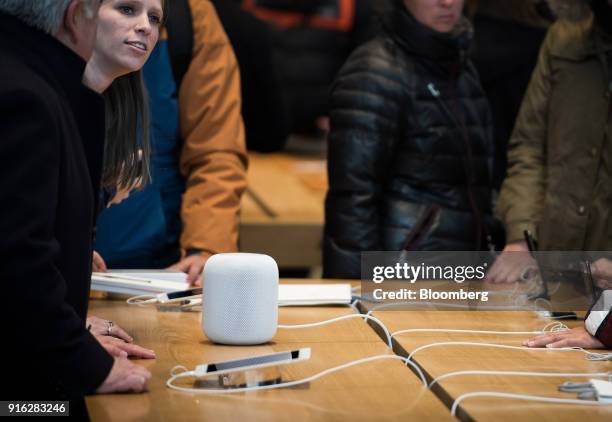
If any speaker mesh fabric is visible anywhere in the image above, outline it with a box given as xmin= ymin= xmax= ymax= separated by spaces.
xmin=203 ymin=253 xmax=279 ymax=345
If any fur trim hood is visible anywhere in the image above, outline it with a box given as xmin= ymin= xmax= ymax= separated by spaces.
xmin=547 ymin=0 xmax=592 ymax=21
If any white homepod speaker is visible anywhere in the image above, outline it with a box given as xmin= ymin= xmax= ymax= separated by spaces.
xmin=202 ymin=253 xmax=279 ymax=345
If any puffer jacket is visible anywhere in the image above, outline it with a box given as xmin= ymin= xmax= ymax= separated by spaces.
xmin=323 ymin=0 xmax=495 ymax=279
xmin=496 ymin=0 xmax=612 ymax=250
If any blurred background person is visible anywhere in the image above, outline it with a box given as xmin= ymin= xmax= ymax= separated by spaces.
xmin=213 ymin=0 xmax=291 ymax=152
xmin=324 ymin=0 xmax=497 ymax=278
xmin=467 ymin=0 xmax=555 ymax=190
xmin=239 ymin=0 xmax=376 ymax=139
xmin=490 ymin=0 xmax=612 ymax=283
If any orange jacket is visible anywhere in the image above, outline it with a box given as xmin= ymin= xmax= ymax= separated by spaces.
xmin=178 ymin=0 xmax=248 ymax=256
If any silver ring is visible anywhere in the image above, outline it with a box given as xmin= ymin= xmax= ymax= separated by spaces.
xmin=106 ymin=320 xmax=114 ymax=336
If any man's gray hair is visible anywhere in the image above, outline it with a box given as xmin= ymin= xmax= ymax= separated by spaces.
xmin=0 ymin=0 xmax=99 ymax=34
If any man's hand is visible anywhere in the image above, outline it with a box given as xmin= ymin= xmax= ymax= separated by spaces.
xmin=485 ymin=241 xmax=534 ymax=283
xmin=94 ymin=333 xmax=156 ymax=359
xmin=96 ymin=357 xmax=151 ymax=394
xmin=167 ymin=253 xmax=211 ymax=286
xmin=591 ymin=258 xmax=612 ymax=289
xmin=92 ymin=250 xmax=107 ymax=272
xmin=523 ymin=327 xmax=605 ymax=349
xmin=87 ymin=315 xmax=133 ymax=342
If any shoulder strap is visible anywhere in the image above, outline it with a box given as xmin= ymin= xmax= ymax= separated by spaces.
xmin=165 ymin=0 xmax=194 ymax=90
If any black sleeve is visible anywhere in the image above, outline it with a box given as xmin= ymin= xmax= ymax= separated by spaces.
xmin=0 ymin=89 xmax=113 ymax=397
xmin=323 ymin=45 xmax=404 ymax=278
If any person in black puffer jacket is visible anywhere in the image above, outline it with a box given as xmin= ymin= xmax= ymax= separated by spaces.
xmin=323 ymin=0 xmax=496 ymax=279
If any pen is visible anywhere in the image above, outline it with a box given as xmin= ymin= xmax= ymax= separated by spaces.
xmin=523 ymin=229 xmax=538 ymax=255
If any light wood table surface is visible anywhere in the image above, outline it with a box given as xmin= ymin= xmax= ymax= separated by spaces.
xmin=85 ymin=280 xmax=452 ymax=422
xmin=366 ymin=308 xmax=612 ymax=421
xmin=239 ymin=153 xmax=327 ymax=268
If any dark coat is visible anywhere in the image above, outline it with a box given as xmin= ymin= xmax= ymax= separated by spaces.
xmin=323 ymin=1 xmax=495 ymax=279
xmin=496 ymin=17 xmax=612 ymax=250
xmin=213 ymin=0 xmax=291 ymax=152
xmin=471 ymin=14 xmax=548 ymax=190
xmin=0 ymin=13 xmax=113 ymax=401
xmin=240 ymin=0 xmax=376 ymax=135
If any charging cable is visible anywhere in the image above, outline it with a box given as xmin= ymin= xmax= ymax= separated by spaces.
xmin=364 ymin=301 xmax=529 ymax=316
xmin=429 ymin=370 xmax=612 ymax=388
xmin=126 ymin=295 xmax=158 ymax=305
xmin=406 ymin=341 xmax=612 ymax=361
xmin=392 ymin=328 xmax=545 ymax=339
xmin=166 ymin=354 xmax=427 ymax=394
xmin=390 ymin=321 xmax=568 ymax=341
xmin=450 ymin=391 xmax=612 ymax=416
xmin=278 ymin=314 xmax=394 ymax=349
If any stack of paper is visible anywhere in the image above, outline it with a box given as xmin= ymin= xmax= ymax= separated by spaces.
xmin=91 ymin=271 xmax=189 ymax=296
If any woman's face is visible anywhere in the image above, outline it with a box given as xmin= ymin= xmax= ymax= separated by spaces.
xmin=94 ymin=0 xmax=163 ymax=77
xmin=403 ymin=0 xmax=464 ymax=33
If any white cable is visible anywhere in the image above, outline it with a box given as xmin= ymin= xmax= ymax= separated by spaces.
xmin=584 ymin=351 xmax=612 ymax=361
xmin=406 ymin=342 xmax=590 ymax=360
xmin=365 ymin=302 xmax=526 ymax=316
xmin=392 ymin=328 xmax=545 ymax=339
xmin=166 ymin=354 xmax=427 ymax=394
xmin=126 ymin=294 xmax=157 ymax=305
xmin=429 ymin=370 xmax=611 ymax=388
xmin=278 ymin=314 xmax=393 ymax=349
xmin=391 ymin=321 xmax=568 ymax=340
xmin=541 ymin=321 xmax=569 ymax=332
xmin=450 ymin=391 xmax=611 ymax=416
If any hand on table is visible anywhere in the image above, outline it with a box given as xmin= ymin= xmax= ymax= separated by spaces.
xmin=96 ymin=356 xmax=151 ymax=394
xmin=167 ymin=252 xmax=211 ymax=286
xmin=92 ymin=251 xmax=107 ymax=272
xmin=87 ymin=315 xmax=132 ymax=342
xmin=523 ymin=327 xmax=604 ymax=349
xmin=590 ymin=258 xmax=612 ymax=289
xmin=485 ymin=241 xmax=535 ymax=283
xmin=94 ymin=334 xmax=156 ymax=359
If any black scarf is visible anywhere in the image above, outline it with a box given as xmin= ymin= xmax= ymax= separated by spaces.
xmin=382 ymin=0 xmax=472 ymax=69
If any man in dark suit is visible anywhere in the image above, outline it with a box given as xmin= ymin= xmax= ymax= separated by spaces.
xmin=0 ymin=0 xmax=151 ymax=412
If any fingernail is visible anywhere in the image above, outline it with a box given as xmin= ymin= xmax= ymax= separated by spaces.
xmin=121 ymin=351 xmax=128 ymax=357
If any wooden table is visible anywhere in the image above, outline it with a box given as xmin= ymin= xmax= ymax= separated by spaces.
xmin=367 ymin=308 xmax=612 ymax=421
xmin=239 ymin=153 xmax=327 ymax=269
xmin=85 ymin=280 xmax=452 ymax=421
